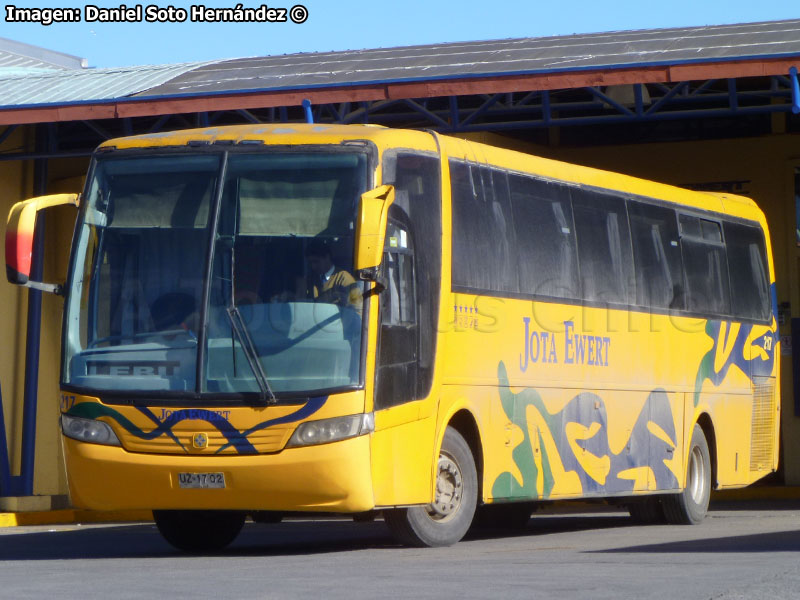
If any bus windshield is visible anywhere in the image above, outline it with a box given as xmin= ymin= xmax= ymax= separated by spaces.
xmin=63 ymin=150 xmax=368 ymax=398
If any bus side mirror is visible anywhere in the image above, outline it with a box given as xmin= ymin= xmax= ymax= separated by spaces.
xmin=5 ymin=193 xmax=79 ymax=294
xmin=354 ymin=184 xmax=394 ymax=277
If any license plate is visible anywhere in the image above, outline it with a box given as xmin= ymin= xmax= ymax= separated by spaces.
xmin=178 ymin=472 xmax=226 ymax=489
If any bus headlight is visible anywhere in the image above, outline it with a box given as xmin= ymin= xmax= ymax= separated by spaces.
xmin=61 ymin=414 xmax=121 ymax=446
xmin=287 ymin=413 xmax=374 ymax=448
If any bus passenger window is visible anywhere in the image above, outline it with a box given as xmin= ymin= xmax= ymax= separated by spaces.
xmin=680 ymin=215 xmax=731 ymax=315
xmin=629 ymin=202 xmax=684 ymax=310
xmin=572 ymin=189 xmax=634 ymax=305
xmin=724 ymin=222 xmax=770 ymax=321
xmin=450 ymin=161 xmax=518 ymax=294
xmin=508 ymin=174 xmax=579 ymax=300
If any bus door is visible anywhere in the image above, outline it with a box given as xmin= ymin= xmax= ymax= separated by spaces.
xmin=375 ymin=211 xmax=419 ymax=408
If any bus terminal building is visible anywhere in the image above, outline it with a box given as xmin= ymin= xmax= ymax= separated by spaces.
xmin=2 ymin=19 xmax=800 ymax=510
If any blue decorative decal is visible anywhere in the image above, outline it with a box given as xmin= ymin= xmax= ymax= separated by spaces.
xmin=492 ymin=362 xmax=679 ymax=500
xmin=693 ymin=315 xmax=777 ymax=407
xmin=65 ymin=397 xmax=328 ymax=455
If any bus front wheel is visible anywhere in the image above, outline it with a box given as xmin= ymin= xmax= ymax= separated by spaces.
xmin=154 ymin=510 xmax=245 ymax=552
xmin=662 ymin=424 xmax=711 ymax=525
xmin=385 ymin=426 xmax=478 ymax=547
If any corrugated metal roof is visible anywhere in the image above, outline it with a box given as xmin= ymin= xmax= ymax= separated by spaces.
xmin=140 ymin=19 xmax=800 ymax=98
xmin=1 ymin=19 xmax=799 ymax=112
xmin=0 ymin=36 xmax=86 ymax=74
xmin=0 ymin=61 xmax=213 ymax=108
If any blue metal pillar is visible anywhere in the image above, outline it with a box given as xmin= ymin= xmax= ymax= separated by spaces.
xmin=541 ymin=90 xmax=552 ymax=125
xmin=790 ymin=67 xmax=800 ymax=114
xmin=634 ymin=84 xmax=644 ymax=117
xmin=302 ymin=99 xmax=314 ymax=124
xmin=19 ymin=123 xmax=50 ymax=496
xmin=20 ymin=215 xmax=45 ymax=495
xmin=728 ymin=79 xmax=738 ymax=111
xmin=0 ymin=382 xmax=12 ymax=496
xmin=449 ymin=96 xmax=460 ymax=129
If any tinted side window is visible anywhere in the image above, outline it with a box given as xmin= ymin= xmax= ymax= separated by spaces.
xmin=724 ymin=222 xmax=770 ymax=321
xmin=450 ymin=160 xmax=517 ymax=293
xmin=629 ymin=202 xmax=685 ymax=310
xmin=680 ymin=215 xmax=731 ymax=315
xmin=376 ymin=214 xmax=418 ymax=409
xmin=572 ymin=188 xmax=634 ymax=305
xmin=380 ymin=152 xmax=441 ymax=403
xmin=382 ymin=221 xmax=416 ymax=325
xmin=509 ymin=174 xmax=579 ymax=299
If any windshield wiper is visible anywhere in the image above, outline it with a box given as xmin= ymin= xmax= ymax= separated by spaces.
xmin=226 ymin=305 xmax=276 ymax=405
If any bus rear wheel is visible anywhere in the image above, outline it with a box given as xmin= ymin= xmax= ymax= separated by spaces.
xmin=154 ymin=510 xmax=245 ymax=552
xmin=662 ymin=424 xmax=711 ymax=525
xmin=384 ymin=427 xmax=477 ymax=547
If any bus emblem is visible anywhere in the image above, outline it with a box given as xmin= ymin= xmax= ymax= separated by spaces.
xmin=192 ymin=433 xmax=209 ymax=449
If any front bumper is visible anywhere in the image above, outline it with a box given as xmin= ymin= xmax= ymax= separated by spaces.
xmin=63 ymin=434 xmax=375 ymax=513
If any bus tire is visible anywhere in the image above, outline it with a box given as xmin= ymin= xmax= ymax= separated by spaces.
xmin=627 ymin=497 xmax=665 ymax=524
xmin=154 ymin=510 xmax=245 ymax=552
xmin=662 ymin=424 xmax=711 ymax=525
xmin=384 ymin=426 xmax=478 ymax=547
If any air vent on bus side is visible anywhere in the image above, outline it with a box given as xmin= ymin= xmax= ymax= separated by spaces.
xmin=750 ymin=377 xmax=777 ymax=471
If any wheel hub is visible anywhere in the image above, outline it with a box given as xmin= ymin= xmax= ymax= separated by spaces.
xmin=428 ymin=454 xmax=463 ymax=520
xmin=687 ymin=445 xmax=707 ymax=505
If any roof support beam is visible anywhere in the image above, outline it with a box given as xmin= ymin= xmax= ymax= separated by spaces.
xmin=586 ymin=87 xmax=635 ymax=117
xmin=81 ymin=119 xmax=112 ymax=140
xmin=236 ymin=109 xmax=261 ymax=124
xmin=646 ymin=81 xmax=689 ymax=116
xmin=460 ymin=93 xmax=503 ymax=127
xmin=402 ymin=99 xmax=449 ymax=128
xmin=0 ymin=125 xmax=18 ymax=146
xmin=148 ymin=114 xmax=171 ymax=133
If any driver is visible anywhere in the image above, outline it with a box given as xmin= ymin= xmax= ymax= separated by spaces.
xmin=305 ymin=239 xmax=362 ymax=310
xmin=150 ymin=292 xmax=198 ymax=339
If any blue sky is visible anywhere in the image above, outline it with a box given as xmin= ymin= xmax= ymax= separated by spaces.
xmin=2 ymin=0 xmax=799 ymax=68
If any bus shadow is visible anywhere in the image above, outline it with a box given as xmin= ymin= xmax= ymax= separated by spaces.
xmin=588 ymin=529 xmax=800 ymax=554
xmin=231 ymin=520 xmax=398 ymax=555
xmin=0 ymin=512 xmax=663 ymax=560
xmin=709 ymin=499 xmax=800 ymax=512
xmin=0 ymin=521 xmax=397 ymax=560
xmin=465 ymin=513 xmax=633 ymax=541
xmin=0 ymin=524 xmax=173 ymax=560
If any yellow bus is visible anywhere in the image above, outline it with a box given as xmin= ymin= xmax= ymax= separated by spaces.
xmin=5 ymin=124 xmax=779 ymax=550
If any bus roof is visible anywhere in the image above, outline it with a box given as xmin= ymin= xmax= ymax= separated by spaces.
xmin=98 ymin=123 xmax=767 ymax=226
xmin=99 ymin=123 xmax=394 ymax=150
